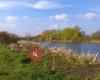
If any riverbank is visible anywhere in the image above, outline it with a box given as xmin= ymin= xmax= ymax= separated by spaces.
xmin=1 ymin=44 xmax=100 ymax=80
xmin=41 ymin=40 xmax=100 ymax=44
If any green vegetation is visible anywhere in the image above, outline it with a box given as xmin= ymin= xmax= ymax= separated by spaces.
xmin=0 ymin=26 xmax=99 ymax=44
xmin=0 ymin=44 xmax=100 ymax=80
xmin=33 ymin=26 xmax=85 ymax=42
xmin=33 ymin=26 xmax=100 ymax=42
xmin=0 ymin=32 xmax=19 ymax=44
xmin=91 ymin=30 xmax=100 ymax=40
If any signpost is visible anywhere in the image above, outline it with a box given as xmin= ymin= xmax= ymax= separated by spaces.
xmin=29 ymin=47 xmax=42 ymax=62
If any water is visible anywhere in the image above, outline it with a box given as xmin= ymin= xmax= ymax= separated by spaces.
xmin=41 ymin=42 xmax=100 ymax=54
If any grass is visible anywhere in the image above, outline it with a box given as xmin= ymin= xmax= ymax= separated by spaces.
xmin=0 ymin=44 xmax=100 ymax=80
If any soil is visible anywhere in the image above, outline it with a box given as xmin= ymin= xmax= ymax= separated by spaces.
xmin=63 ymin=64 xmax=100 ymax=80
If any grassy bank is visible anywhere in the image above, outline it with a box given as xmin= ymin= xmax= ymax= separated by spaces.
xmin=0 ymin=45 xmax=100 ymax=80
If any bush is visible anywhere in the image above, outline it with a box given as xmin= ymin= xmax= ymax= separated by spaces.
xmin=20 ymin=54 xmax=31 ymax=64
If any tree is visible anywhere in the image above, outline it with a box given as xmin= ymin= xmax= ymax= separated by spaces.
xmin=91 ymin=30 xmax=100 ymax=40
xmin=0 ymin=31 xmax=19 ymax=44
xmin=32 ymin=25 xmax=87 ymax=42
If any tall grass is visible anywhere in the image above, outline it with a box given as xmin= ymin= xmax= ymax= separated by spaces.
xmin=49 ymin=48 xmax=100 ymax=65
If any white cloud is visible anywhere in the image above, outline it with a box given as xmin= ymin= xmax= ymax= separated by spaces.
xmin=0 ymin=16 xmax=18 ymax=28
xmin=0 ymin=1 xmax=72 ymax=10
xmin=50 ymin=14 xmax=68 ymax=21
xmin=0 ymin=2 xmax=11 ymax=9
xmin=84 ymin=12 xmax=99 ymax=19
xmin=0 ymin=1 xmax=30 ymax=9
xmin=32 ymin=1 xmax=72 ymax=9
xmin=78 ymin=12 xmax=100 ymax=20
xmin=23 ymin=16 xmax=29 ymax=19
xmin=32 ymin=0 xmax=59 ymax=9
xmin=5 ymin=16 xmax=18 ymax=23
xmin=48 ymin=24 xmax=59 ymax=30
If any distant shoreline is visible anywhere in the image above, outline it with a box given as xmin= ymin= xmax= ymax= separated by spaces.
xmin=39 ymin=40 xmax=100 ymax=44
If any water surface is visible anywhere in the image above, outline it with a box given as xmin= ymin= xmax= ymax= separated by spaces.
xmin=41 ymin=42 xmax=100 ymax=54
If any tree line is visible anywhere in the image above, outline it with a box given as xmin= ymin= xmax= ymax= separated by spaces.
xmin=0 ymin=26 xmax=99 ymax=44
xmin=0 ymin=31 xmax=19 ymax=44
xmin=0 ymin=31 xmax=34 ymax=44
xmin=33 ymin=26 xmax=100 ymax=43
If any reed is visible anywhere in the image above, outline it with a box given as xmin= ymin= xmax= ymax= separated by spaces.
xmin=49 ymin=48 xmax=100 ymax=65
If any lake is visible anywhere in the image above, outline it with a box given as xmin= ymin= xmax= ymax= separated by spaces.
xmin=41 ymin=42 xmax=100 ymax=54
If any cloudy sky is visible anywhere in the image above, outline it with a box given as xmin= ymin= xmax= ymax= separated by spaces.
xmin=0 ymin=0 xmax=100 ymax=36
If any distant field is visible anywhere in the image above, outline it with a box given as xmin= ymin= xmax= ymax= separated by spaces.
xmin=0 ymin=44 xmax=100 ymax=80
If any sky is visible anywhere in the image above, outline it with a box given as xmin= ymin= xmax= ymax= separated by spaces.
xmin=0 ymin=0 xmax=100 ymax=36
